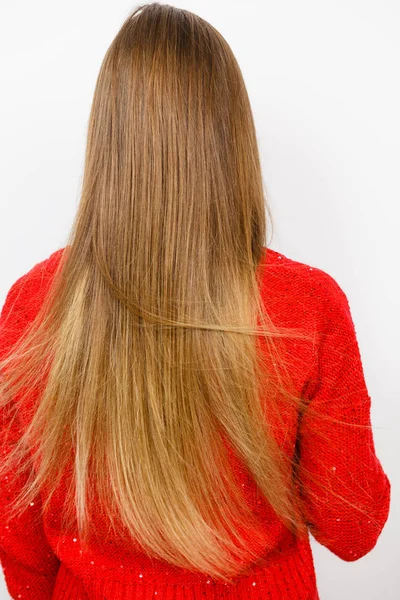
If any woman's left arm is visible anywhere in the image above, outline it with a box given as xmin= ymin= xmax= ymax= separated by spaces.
xmin=0 ymin=268 xmax=61 ymax=599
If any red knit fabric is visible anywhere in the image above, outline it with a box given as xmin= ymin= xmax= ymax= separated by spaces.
xmin=0 ymin=246 xmax=390 ymax=599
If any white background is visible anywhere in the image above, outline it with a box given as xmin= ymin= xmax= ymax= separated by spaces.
xmin=0 ymin=1 xmax=399 ymax=598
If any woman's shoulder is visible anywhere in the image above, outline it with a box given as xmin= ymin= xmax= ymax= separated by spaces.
xmin=263 ymin=246 xmax=346 ymax=293
xmin=260 ymin=246 xmax=352 ymax=329
xmin=0 ymin=247 xmax=66 ymax=327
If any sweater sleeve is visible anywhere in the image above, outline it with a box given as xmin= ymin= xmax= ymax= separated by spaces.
xmin=297 ymin=269 xmax=391 ymax=561
xmin=0 ymin=272 xmax=61 ymax=599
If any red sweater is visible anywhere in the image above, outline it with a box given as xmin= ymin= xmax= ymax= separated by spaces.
xmin=0 ymin=246 xmax=390 ymax=599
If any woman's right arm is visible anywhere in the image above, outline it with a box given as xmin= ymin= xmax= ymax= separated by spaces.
xmin=297 ymin=269 xmax=391 ymax=561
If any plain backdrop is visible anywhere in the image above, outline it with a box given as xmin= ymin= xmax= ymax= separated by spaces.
xmin=0 ymin=1 xmax=399 ymax=598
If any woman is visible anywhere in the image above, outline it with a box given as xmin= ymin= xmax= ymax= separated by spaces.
xmin=0 ymin=3 xmax=390 ymax=599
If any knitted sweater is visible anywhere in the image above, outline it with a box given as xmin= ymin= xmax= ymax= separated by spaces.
xmin=0 ymin=246 xmax=390 ymax=600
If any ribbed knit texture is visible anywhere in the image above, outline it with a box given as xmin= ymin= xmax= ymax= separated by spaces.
xmin=0 ymin=246 xmax=390 ymax=599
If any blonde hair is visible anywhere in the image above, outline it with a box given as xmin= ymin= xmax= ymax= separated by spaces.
xmin=0 ymin=3 xmax=316 ymax=583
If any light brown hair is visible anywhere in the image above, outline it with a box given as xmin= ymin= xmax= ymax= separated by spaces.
xmin=0 ymin=3 xmax=316 ymax=583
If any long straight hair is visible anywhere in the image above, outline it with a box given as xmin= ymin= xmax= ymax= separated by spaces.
xmin=0 ymin=3 xmax=315 ymax=583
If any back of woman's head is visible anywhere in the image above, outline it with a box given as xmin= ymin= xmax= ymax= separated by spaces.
xmin=0 ymin=3 xmax=313 ymax=584
xmin=85 ymin=1 xmax=271 ymax=269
